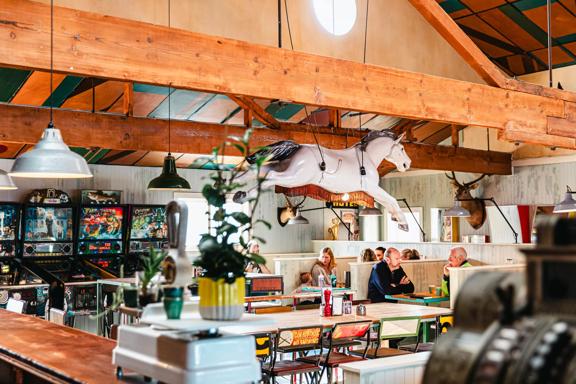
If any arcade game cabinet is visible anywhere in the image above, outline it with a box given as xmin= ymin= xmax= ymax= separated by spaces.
xmin=19 ymin=189 xmax=79 ymax=311
xmin=78 ymin=205 xmax=127 ymax=277
xmin=126 ymin=205 xmax=168 ymax=276
xmin=0 ymin=203 xmax=21 ymax=285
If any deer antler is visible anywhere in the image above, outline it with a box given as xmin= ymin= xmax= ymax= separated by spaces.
xmin=464 ymin=173 xmax=488 ymax=187
xmin=445 ymin=171 xmax=463 ymax=186
xmin=284 ymin=195 xmax=307 ymax=209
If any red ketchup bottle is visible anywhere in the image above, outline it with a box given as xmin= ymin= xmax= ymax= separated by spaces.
xmin=323 ymin=288 xmax=332 ymax=317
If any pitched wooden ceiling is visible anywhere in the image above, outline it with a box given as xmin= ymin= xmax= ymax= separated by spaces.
xmin=1 ymin=67 xmax=401 ymax=168
xmin=437 ymin=0 xmax=576 ymax=76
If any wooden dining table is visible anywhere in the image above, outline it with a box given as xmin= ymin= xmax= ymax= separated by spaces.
xmin=221 ymin=302 xmax=452 ymax=341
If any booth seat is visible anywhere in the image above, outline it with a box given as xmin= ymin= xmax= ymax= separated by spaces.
xmin=448 ymin=263 xmax=525 ymax=308
xmin=259 ymin=253 xmax=317 ymax=274
xmin=274 ymin=256 xmax=356 ymax=293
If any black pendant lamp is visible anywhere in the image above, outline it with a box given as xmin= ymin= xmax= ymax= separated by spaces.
xmin=148 ymin=0 xmax=190 ymax=191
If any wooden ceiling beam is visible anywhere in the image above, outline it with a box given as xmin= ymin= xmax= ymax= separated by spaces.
xmin=227 ymin=94 xmax=280 ymax=129
xmin=0 ymin=103 xmax=510 ymax=175
xmin=409 ymin=0 xmax=576 ymax=103
xmin=379 ymin=143 xmax=512 ymax=176
xmin=0 ymin=0 xmax=572 ymax=143
xmin=408 ymin=0 xmax=508 ymax=88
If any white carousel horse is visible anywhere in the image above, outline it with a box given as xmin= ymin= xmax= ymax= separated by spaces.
xmin=241 ymin=130 xmax=412 ymax=231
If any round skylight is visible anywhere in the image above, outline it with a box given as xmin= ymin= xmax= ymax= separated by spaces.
xmin=313 ymin=0 xmax=357 ymax=36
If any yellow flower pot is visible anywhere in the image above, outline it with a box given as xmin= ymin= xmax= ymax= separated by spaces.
xmin=198 ymin=277 xmax=245 ymax=321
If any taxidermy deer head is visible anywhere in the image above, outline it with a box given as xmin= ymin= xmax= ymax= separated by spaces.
xmin=277 ymin=195 xmax=306 ymax=227
xmin=446 ymin=172 xmax=489 ymax=230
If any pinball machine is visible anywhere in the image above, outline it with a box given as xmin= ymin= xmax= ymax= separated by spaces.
xmin=125 ymin=205 xmax=168 ymax=277
xmin=77 ymin=205 xmax=128 ymax=277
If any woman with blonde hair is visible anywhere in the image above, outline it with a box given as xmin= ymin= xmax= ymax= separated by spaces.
xmin=360 ymin=248 xmax=377 ymax=262
xmin=310 ymin=247 xmax=337 ymax=286
xmin=401 ymin=248 xmax=421 ymax=261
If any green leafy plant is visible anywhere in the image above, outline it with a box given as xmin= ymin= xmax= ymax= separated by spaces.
xmin=194 ymin=129 xmax=271 ymax=283
xmin=139 ymin=247 xmax=166 ymax=296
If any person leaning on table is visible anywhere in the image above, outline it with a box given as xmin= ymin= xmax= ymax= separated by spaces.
xmin=441 ymin=246 xmax=472 ymax=296
xmin=367 ymin=247 xmax=414 ymax=303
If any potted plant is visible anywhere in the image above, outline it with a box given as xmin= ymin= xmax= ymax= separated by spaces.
xmin=137 ymin=247 xmax=166 ymax=307
xmin=194 ymin=129 xmax=270 ymax=320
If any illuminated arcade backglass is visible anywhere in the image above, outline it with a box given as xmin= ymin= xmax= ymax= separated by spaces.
xmin=0 ymin=203 xmax=20 ymax=257
xmin=125 ymin=205 xmax=168 ymax=276
xmin=77 ymin=205 xmax=126 ymax=275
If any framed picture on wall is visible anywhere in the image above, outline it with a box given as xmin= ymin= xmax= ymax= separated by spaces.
xmin=81 ymin=190 xmax=122 ymax=205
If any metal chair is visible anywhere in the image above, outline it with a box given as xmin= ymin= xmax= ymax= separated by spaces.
xmin=298 ymin=321 xmax=372 ymax=383
xmin=262 ymin=326 xmax=323 ymax=384
xmin=354 ymin=316 xmax=421 ymax=358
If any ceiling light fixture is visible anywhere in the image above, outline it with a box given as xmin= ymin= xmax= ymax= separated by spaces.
xmin=9 ymin=0 xmax=92 ymax=179
xmin=147 ymin=0 xmax=190 ymax=191
xmin=553 ymin=186 xmax=576 ymax=213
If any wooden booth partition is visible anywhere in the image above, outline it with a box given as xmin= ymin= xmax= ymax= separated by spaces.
xmin=350 ymin=259 xmax=454 ymax=301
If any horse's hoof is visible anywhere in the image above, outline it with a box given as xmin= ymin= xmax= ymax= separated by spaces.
xmin=233 ymin=191 xmax=246 ymax=203
xmin=398 ymin=223 xmax=409 ymax=232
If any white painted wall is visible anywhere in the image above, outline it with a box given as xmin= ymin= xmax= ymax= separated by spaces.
xmin=0 ymin=159 xmax=323 ymax=254
xmin=380 ymin=161 xmax=576 ymax=243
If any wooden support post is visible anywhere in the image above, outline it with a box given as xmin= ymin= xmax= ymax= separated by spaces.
xmin=123 ymin=82 xmax=133 ymax=116
xmin=451 ymin=124 xmax=459 ymax=147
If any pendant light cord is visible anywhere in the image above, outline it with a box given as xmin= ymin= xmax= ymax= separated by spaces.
xmin=283 ymin=0 xmax=326 ymax=171
xmin=49 ymin=0 xmax=54 ymax=126
xmin=359 ymin=0 xmax=370 ymax=178
xmin=167 ymin=0 xmax=172 ymax=156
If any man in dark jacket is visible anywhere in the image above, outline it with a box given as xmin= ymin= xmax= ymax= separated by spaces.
xmin=368 ymin=247 xmax=414 ymax=303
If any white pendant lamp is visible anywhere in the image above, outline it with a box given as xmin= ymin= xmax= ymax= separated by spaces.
xmin=0 ymin=169 xmax=17 ymax=190
xmin=9 ymin=0 xmax=92 ymax=179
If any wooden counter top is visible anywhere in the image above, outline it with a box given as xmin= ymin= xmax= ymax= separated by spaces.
xmin=0 ymin=309 xmax=119 ymax=383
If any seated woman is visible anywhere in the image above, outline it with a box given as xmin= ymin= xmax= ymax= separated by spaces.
xmin=401 ymin=248 xmax=421 ymax=260
xmin=244 ymin=240 xmax=272 ymax=274
xmin=359 ymin=248 xmax=377 ymax=262
xmin=310 ymin=247 xmax=337 ymax=286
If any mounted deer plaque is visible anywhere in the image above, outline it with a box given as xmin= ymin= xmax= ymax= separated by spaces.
xmin=446 ymin=172 xmax=489 ymax=230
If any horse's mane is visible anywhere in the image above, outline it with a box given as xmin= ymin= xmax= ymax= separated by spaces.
xmin=354 ymin=129 xmax=397 ymax=151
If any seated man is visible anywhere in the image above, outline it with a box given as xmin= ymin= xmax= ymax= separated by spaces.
xmin=441 ymin=247 xmax=472 ymax=296
xmin=368 ymin=247 xmax=414 ymax=303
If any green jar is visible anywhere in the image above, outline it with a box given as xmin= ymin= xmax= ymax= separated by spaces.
xmin=163 ymin=286 xmax=184 ymax=320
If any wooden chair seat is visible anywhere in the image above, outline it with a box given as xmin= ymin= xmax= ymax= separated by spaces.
xmin=298 ymin=352 xmax=365 ymax=367
xmin=352 ymin=347 xmax=412 ymax=358
xmin=262 ymin=360 xmax=320 ymax=375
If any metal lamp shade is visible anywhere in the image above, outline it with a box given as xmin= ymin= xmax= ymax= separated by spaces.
xmin=553 ymin=192 xmax=576 ymax=213
xmin=148 ymin=155 xmax=191 ymax=191
xmin=9 ymin=125 xmax=92 ymax=179
xmin=359 ymin=206 xmax=383 ymax=216
xmin=443 ymin=200 xmax=471 ymax=217
xmin=287 ymin=209 xmax=309 ymax=225
xmin=0 ymin=169 xmax=17 ymax=190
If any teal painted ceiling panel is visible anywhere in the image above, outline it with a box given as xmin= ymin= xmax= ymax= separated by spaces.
xmin=0 ymin=68 xmax=31 ymax=102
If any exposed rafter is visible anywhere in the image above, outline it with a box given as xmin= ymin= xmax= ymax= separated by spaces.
xmin=408 ymin=0 xmax=576 ymax=103
xmin=0 ymin=103 xmax=510 ymax=174
xmin=227 ymin=94 xmax=280 ymax=129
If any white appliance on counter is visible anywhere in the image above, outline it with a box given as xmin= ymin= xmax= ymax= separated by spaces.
xmin=113 ymin=303 xmax=272 ymax=383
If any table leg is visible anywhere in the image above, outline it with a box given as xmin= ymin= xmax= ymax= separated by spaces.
xmin=96 ymin=282 xmax=102 ymax=336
